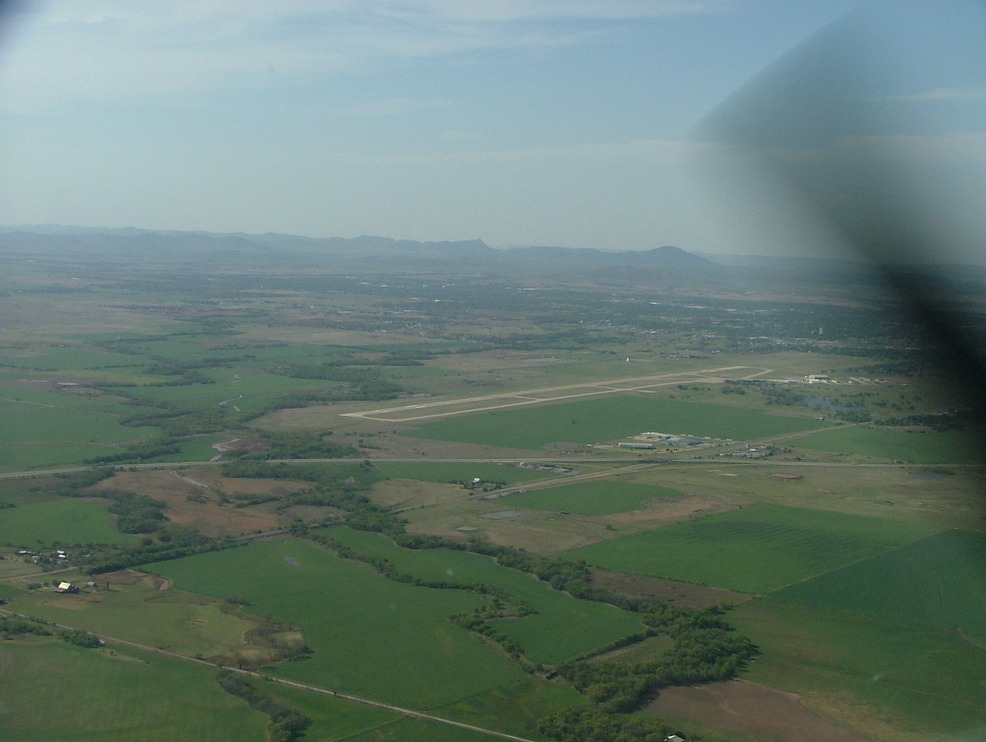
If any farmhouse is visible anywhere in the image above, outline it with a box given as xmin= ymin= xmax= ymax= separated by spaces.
xmin=54 ymin=581 xmax=79 ymax=594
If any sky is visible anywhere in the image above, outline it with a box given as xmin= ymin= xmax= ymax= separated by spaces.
xmin=1 ymin=0 xmax=984 ymax=260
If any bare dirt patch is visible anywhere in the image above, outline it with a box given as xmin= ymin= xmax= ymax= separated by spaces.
xmin=605 ymin=494 xmax=734 ymax=530
xmin=589 ymin=568 xmax=750 ymax=609
xmin=90 ymin=470 xmax=304 ymax=537
xmin=103 ymin=569 xmax=147 ymax=586
xmin=650 ymin=679 xmax=873 ymax=742
xmin=404 ymin=504 xmax=612 ymax=554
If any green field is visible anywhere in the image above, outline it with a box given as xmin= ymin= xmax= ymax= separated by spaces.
xmin=730 ymin=599 xmax=986 ymax=738
xmin=0 ymin=498 xmax=137 ymax=547
xmin=794 ymin=426 xmax=982 ymax=463
xmin=263 ymin=681 xmax=526 ymax=742
xmin=326 ymin=527 xmax=646 ymax=664
xmin=374 ymin=461 xmax=557 ymax=485
xmin=2 ymin=345 xmax=142 ymax=371
xmin=772 ymin=529 xmax=986 ymax=641
xmin=0 ymin=641 xmax=267 ymax=742
xmin=149 ymin=538 xmax=559 ymax=715
xmin=561 ymin=504 xmax=941 ymax=594
xmin=408 ymin=394 xmax=826 ymax=449
xmin=504 ymin=481 xmax=680 ymax=516
xmin=0 ymin=398 xmax=158 ymax=470
xmin=10 ymin=578 xmax=265 ymax=659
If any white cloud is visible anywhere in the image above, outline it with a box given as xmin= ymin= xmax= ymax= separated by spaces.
xmin=0 ymin=0 xmax=730 ymax=112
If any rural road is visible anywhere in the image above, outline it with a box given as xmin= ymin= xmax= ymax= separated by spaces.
xmin=0 ymin=606 xmax=538 ymax=742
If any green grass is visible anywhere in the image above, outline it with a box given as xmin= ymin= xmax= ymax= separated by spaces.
xmin=0 ymin=385 xmax=158 ymax=470
xmin=129 ymin=369 xmax=323 ymax=414
xmin=149 ymin=539 xmax=533 ymax=709
xmin=1 ymin=345 xmax=142 ymax=371
xmin=0 ymin=640 xmax=267 ymax=742
xmin=0 ymin=498 xmax=137 ymax=547
xmin=504 ymin=481 xmax=680 ymax=516
xmin=561 ymin=504 xmax=940 ymax=594
xmin=730 ymin=598 xmax=986 ymax=739
xmin=327 ymin=527 xmax=646 ymax=664
xmin=773 ymin=529 xmax=986 ymax=642
xmin=374 ymin=461 xmax=556 ymax=485
xmin=408 ymin=394 xmax=825 ymax=449
xmin=794 ymin=426 xmax=982 ymax=463
xmin=270 ymin=676 xmax=577 ymax=741
xmin=11 ymin=580 xmax=262 ymax=659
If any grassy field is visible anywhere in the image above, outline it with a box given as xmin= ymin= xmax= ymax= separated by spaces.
xmin=561 ymin=504 xmax=941 ymax=594
xmin=503 ymin=481 xmax=681 ymax=516
xmin=407 ymin=394 xmax=826 ymax=450
xmin=1 ymin=344 xmax=142 ymax=371
xmin=793 ymin=426 xmax=983 ymax=463
xmin=0 ymin=640 xmax=267 ymax=742
xmin=9 ymin=574 xmax=269 ymax=661
xmin=0 ymin=498 xmax=137 ymax=547
xmin=326 ymin=526 xmax=646 ymax=664
xmin=373 ymin=461 xmax=557 ymax=485
xmin=772 ymin=529 xmax=986 ymax=641
xmin=0 ymin=397 xmax=158 ymax=470
xmin=262 ymin=681 xmax=529 ymax=742
xmin=730 ymin=599 xmax=986 ymax=741
xmin=148 ymin=539 xmax=544 ymax=712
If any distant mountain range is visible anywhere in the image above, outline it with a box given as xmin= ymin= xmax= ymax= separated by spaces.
xmin=3 ymin=225 xmax=975 ymax=289
xmin=0 ymin=224 xmax=719 ymax=271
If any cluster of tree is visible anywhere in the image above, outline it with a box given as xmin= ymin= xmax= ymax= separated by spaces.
xmin=223 ymin=459 xmax=395 ymax=532
xmin=84 ymin=527 xmax=238 ymax=574
xmin=61 ymin=629 xmax=102 ymax=648
xmin=557 ymin=606 xmax=756 ymax=715
xmin=229 ymin=431 xmax=357 ymax=461
xmin=144 ymin=359 xmax=217 ymax=386
xmin=216 ymin=670 xmax=308 ymax=742
xmin=104 ymin=491 xmax=168 ymax=533
xmin=252 ymin=623 xmax=311 ymax=664
xmin=47 ymin=467 xmax=116 ymax=497
xmin=274 ymin=364 xmax=404 ymax=401
xmin=84 ymin=437 xmax=183 ymax=465
xmin=881 ymin=409 xmax=975 ymax=431
xmin=0 ymin=616 xmax=53 ymax=639
xmin=115 ymin=398 xmax=232 ymax=437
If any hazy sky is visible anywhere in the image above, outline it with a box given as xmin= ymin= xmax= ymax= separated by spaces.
xmin=1 ymin=1 xmax=984 ymax=259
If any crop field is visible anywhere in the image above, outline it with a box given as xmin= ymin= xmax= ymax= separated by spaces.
xmin=772 ymin=529 xmax=986 ymax=640
xmin=729 ymin=599 xmax=986 ymax=739
xmin=148 ymin=539 xmax=550 ymax=712
xmin=326 ymin=526 xmax=646 ymax=664
xmin=0 ymin=640 xmax=267 ymax=742
xmin=0 ymin=498 xmax=138 ymax=547
xmin=407 ymin=394 xmax=827 ymax=450
xmin=252 ymin=681 xmax=525 ymax=742
xmin=503 ymin=481 xmax=681 ymax=516
xmin=2 ymin=345 xmax=143 ymax=371
xmin=0 ymin=394 xmax=158 ymax=470
xmin=792 ymin=425 xmax=983 ymax=463
xmin=561 ymin=504 xmax=941 ymax=594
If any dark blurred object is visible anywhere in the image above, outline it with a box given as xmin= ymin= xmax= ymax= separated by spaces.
xmin=695 ymin=1 xmax=986 ymax=441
